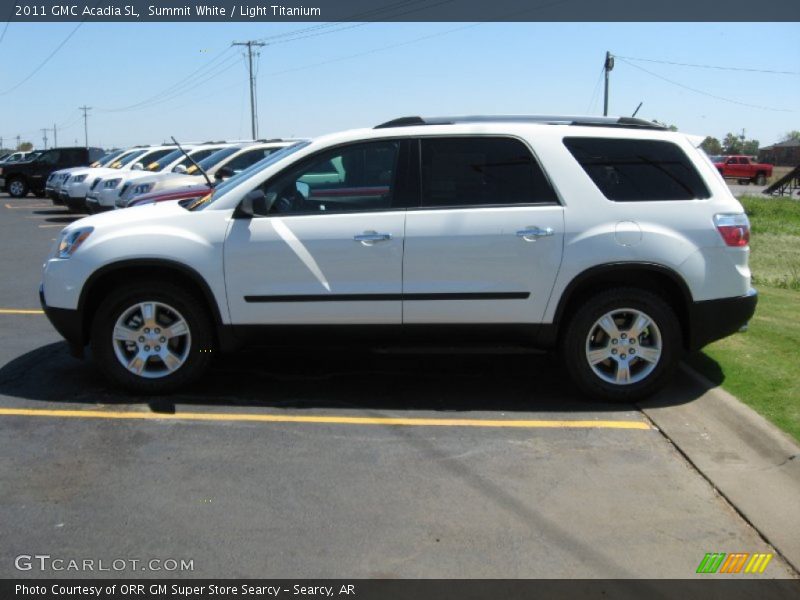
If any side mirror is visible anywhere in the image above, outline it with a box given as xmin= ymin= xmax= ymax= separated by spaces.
xmin=215 ymin=166 xmax=234 ymax=180
xmin=132 ymin=162 xmax=144 ymax=171
xmin=235 ymin=189 xmax=268 ymax=218
xmin=173 ymin=164 xmax=188 ymax=174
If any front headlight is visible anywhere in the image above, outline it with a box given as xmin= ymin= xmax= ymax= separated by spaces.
xmin=72 ymin=174 xmax=87 ymax=183
xmin=104 ymin=178 xmax=121 ymax=189
xmin=57 ymin=227 xmax=93 ymax=259
xmin=132 ymin=182 xmax=153 ymax=196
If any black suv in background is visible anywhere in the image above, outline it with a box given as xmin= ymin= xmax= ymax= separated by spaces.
xmin=0 ymin=147 xmax=104 ymax=198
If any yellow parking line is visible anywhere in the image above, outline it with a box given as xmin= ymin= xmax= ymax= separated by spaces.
xmin=5 ymin=203 xmax=52 ymax=209
xmin=39 ymin=224 xmax=65 ymax=228
xmin=0 ymin=309 xmax=44 ymax=314
xmin=0 ymin=407 xmax=652 ymax=430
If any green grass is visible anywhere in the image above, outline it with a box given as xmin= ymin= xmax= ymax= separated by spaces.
xmin=687 ymin=196 xmax=800 ymax=442
xmin=741 ymin=196 xmax=800 ymax=290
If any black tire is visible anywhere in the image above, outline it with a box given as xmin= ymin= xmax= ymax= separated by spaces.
xmin=561 ymin=287 xmax=681 ymax=403
xmin=90 ymin=281 xmax=215 ymax=394
xmin=754 ymin=173 xmax=767 ymax=186
xmin=7 ymin=177 xmax=29 ymax=198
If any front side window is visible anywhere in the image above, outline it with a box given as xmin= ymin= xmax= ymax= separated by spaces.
xmin=563 ymin=137 xmax=710 ymax=201
xmin=262 ymin=141 xmax=400 ymax=215
xmin=420 ymin=137 xmax=557 ymax=208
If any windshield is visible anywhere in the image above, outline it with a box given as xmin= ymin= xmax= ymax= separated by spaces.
xmin=95 ymin=149 xmax=125 ymax=167
xmin=187 ymin=146 xmax=242 ymax=173
xmin=190 ymin=142 xmax=310 ymax=211
xmin=116 ymin=149 xmax=149 ymax=167
xmin=146 ymin=149 xmax=184 ymax=172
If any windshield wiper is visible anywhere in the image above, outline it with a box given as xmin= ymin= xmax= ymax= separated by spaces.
xmin=171 ymin=136 xmax=213 ymax=188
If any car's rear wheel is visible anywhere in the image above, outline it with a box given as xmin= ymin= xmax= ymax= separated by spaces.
xmin=7 ymin=178 xmax=28 ymax=198
xmin=91 ymin=282 xmax=214 ymax=394
xmin=562 ymin=288 xmax=680 ymax=402
xmin=754 ymin=172 xmax=767 ymax=186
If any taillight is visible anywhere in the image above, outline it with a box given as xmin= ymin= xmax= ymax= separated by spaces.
xmin=714 ymin=213 xmax=750 ymax=247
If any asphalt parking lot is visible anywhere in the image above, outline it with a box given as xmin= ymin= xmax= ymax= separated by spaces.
xmin=0 ymin=194 xmax=797 ymax=579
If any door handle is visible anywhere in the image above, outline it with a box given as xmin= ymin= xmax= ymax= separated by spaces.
xmin=516 ymin=226 xmax=554 ymax=242
xmin=354 ymin=231 xmax=392 ymax=246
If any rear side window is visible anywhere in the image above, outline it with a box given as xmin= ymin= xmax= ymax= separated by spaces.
xmin=563 ymin=137 xmax=710 ymax=201
xmin=420 ymin=137 xmax=557 ymax=208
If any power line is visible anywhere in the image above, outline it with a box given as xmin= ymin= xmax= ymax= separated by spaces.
xmin=616 ymin=55 xmax=800 ymax=76
xmin=586 ymin=64 xmax=605 ymax=114
xmin=0 ymin=21 xmax=85 ymax=96
xmin=616 ymin=57 xmax=796 ymax=113
xmin=96 ymin=46 xmax=238 ymax=112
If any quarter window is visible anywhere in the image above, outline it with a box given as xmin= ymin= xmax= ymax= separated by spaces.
xmin=263 ymin=141 xmax=400 ymax=215
xmin=563 ymin=137 xmax=710 ymax=201
xmin=420 ymin=137 xmax=557 ymax=208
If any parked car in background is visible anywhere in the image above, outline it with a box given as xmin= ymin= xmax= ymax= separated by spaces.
xmin=47 ymin=148 xmax=128 ymax=203
xmin=40 ymin=116 xmax=755 ymax=400
xmin=117 ymin=140 xmax=296 ymax=208
xmin=712 ymin=155 xmax=773 ymax=185
xmin=0 ymin=146 xmax=104 ymax=198
xmin=84 ymin=145 xmax=178 ymax=213
xmin=110 ymin=143 xmax=234 ymax=209
xmin=0 ymin=150 xmax=37 ymax=164
xmin=127 ymin=183 xmax=212 ymax=208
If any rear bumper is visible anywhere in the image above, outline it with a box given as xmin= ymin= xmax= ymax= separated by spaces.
xmin=689 ymin=288 xmax=758 ymax=350
xmin=40 ymin=284 xmax=84 ymax=357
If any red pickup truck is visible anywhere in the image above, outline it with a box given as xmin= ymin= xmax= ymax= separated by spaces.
xmin=711 ymin=155 xmax=773 ymax=185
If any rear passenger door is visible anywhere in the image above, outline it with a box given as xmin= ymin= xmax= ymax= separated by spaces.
xmin=402 ymin=136 xmax=564 ymax=324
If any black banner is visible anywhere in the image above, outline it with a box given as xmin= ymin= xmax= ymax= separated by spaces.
xmin=4 ymin=580 xmax=800 ymax=600
xmin=5 ymin=0 xmax=800 ymax=22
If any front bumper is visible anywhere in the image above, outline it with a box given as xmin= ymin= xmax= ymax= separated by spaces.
xmin=40 ymin=284 xmax=84 ymax=357
xmin=85 ymin=196 xmax=113 ymax=214
xmin=689 ymin=288 xmax=758 ymax=350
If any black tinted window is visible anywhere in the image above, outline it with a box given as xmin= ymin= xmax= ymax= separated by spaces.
xmin=420 ymin=137 xmax=556 ymax=207
xmin=563 ymin=137 xmax=710 ymax=201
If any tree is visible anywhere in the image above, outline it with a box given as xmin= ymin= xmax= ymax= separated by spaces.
xmin=701 ymin=136 xmax=722 ymax=155
xmin=782 ymin=130 xmax=800 ymax=142
xmin=742 ymin=139 xmax=759 ymax=155
xmin=722 ymin=133 xmax=743 ymax=154
xmin=18 ymin=141 xmax=33 ymax=151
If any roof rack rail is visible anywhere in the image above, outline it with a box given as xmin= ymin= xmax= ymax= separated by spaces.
xmin=374 ymin=115 xmax=668 ymax=131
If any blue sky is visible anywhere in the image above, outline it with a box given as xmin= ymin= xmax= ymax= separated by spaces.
xmin=1 ymin=21 xmax=798 ymax=149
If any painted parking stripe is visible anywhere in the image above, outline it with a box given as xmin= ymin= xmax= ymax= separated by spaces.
xmin=4 ymin=203 xmax=52 ymax=209
xmin=0 ymin=309 xmax=44 ymax=314
xmin=0 ymin=407 xmax=652 ymax=430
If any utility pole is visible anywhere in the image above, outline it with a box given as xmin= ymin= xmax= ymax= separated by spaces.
xmin=52 ymin=122 xmax=57 ymax=148
xmin=79 ymin=105 xmax=92 ymax=148
xmin=603 ymin=51 xmax=614 ymax=117
xmin=41 ymin=128 xmax=48 ymax=150
xmin=15 ymin=135 xmax=20 ymax=150
xmin=232 ymin=40 xmax=266 ymax=139
xmin=0 ymin=136 xmax=3 ymax=150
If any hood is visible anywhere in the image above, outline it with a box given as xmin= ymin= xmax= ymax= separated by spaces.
xmin=64 ymin=197 xmax=188 ymax=232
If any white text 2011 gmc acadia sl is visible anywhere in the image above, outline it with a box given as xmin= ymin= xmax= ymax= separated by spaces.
xmin=40 ymin=116 xmax=757 ymax=400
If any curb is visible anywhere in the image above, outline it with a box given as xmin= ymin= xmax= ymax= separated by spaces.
xmin=638 ymin=364 xmax=800 ymax=576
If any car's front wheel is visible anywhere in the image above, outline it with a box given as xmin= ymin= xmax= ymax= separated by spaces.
xmin=91 ymin=282 xmax=215 ymax=394
xmin=562 ymin=288 xmax=680 ymax=402
xmin=7 ymin=177 xmax=28 ymax=198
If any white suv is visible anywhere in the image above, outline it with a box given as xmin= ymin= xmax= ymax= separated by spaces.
xmin=40 ymin=116 xmax=757 ymax=400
